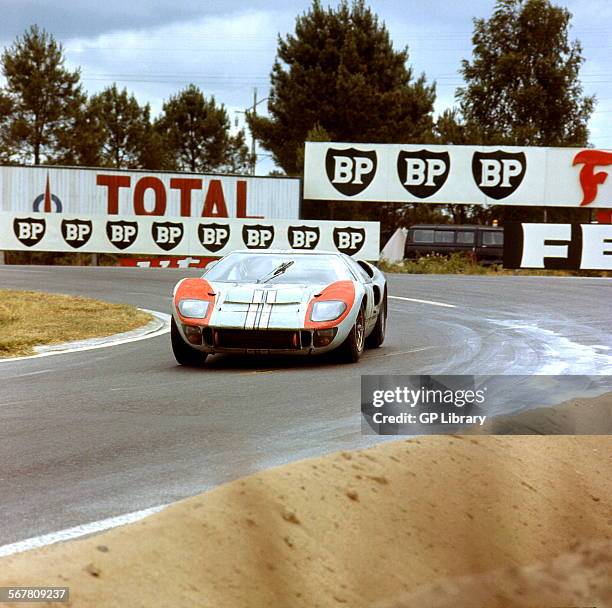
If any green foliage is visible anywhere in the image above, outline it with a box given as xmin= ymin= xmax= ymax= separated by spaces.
xmin=434 ymin=109 xmax=484 ymax=145
xmin=87 ymin=84 xmax=152 ymax=169
xmin=156 ymin=84 xmax=236 ymax=172
xmin=380 ymin=253 xmax=491 ymax=275
xmin=457 ymin=0 xmax=594 ymax=146
xmin=0 ymin=91 xmax=13 ymax=163
xmin=53 ymin=101 xmax=104 ymax=167
xmin=138 ymin=128 xmax=174 ymax=172
xmin=295 ymin=122 xmax=331 ymax=172
xmin=218 ymin=129 xmax=254 ymax=174
xmin=0 ymin=25 xmax=85 ymax=164
xmin=249 ymin=0 xmax=436 ymax=175
xmin=378 ymin=253 xmax=610 ymax=277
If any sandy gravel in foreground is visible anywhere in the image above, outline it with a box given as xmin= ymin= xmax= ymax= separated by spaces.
xmin=1 ymin=430 xmax=610 ymax=608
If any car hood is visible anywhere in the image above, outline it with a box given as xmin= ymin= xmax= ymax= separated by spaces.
xmin=208 ymin=281 xmax=331 ymax=329
xmin=219 ymin=282 xmax=325 ymax=304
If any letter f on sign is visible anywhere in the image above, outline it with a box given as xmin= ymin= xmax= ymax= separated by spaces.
xmin=573 ymin=150 xmax=612 ymax=206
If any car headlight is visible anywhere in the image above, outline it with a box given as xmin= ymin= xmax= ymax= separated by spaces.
xmin=178 ymin=299 xmax=210 ymax=319
xmin=311 ymin=300 xmax=346 ymax=322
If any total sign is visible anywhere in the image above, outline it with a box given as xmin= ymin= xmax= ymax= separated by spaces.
xmin=305 ymin=142 xmax=612 ymax=208
xmin=0 ymin=166 xmax=301 ymax=219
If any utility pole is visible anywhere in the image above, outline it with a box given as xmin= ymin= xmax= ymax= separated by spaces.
xmin=235 ymin=88 xmax=269 ymax=177
xmin=251 ymin=88 xmax=257 ymax=176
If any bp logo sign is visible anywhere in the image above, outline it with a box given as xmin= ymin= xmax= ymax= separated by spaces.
xmin=152 ymin=221 xmax=184 ymax=251
xmin=106 ymin=220 xmax=138 ymax=250
xmin=61 ymin=218 xmax=93 ymax=248
xmin=325 ymin=147 xmax=377 ymax=196
xmin=242 ymin=225 xmax=275 ymax=249
xmin=333 ymin=227 xmax=366 ymax=255
xmin=287 ymin=226 xmax=320 ymax=250
xmin=198 ymin=223 xmax=230 ymax=253
xmin=397 ymin=150 xmax=450 ymax=198
xmin=472 ymin=150 xmax=527 ymax=199
xmin=13 ymin=217 xmax=46 ymax=247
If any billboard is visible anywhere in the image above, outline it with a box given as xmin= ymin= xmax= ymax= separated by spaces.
xmin=504 ymin=223 xmax=612 ymax=270
xmin=1 ymin=212 xmax=380 ymax=260
xmin=304 ymin=142 xmax=612 ymax=208
xmin=0 ymin=165 xmax=300 ymax=219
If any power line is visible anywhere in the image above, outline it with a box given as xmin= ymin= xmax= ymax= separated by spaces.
xmin=64 ymin=43 xmax=612 ymax=53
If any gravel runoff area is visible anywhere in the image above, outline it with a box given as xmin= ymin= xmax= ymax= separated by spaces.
xmin=0 ymin=392 xmax=610 ymax=608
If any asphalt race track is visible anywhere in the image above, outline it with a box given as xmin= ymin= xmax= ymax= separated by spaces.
xmin=1 ymin=266 xmax=611 ymax=546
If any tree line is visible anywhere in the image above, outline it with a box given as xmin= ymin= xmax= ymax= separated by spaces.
xmin=248 ymin=0 xmax=593 ymax=171
xmin=246 ymin=0 xmax=595 ymax=229
xmin=0 ymin=27 xmax=252 ymax=173
xmin=0 ymin=0 xmax=597 ymax=230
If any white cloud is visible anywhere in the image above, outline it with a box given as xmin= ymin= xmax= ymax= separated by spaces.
xmin=63 ymin=9 xmax=293 ymax=117
xmin=2 ymin=0 xmax=610 ymax=177
xmin=61 ymin=7 xmax=299 ymax=173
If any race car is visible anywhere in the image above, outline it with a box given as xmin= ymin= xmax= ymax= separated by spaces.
xmin=170 ymin=250 xmax=387 ymax=366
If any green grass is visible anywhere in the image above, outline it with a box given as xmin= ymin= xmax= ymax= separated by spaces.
xmin=378 ymin=253 xmax=611 ymax=277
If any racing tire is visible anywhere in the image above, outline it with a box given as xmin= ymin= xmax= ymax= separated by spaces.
xmin=171 ymin=317 xmax=208 ymax=367
xmin=365 ymin=288 xmax=387 ymax=349
xmin=339 ymin=302 xmax=366 ymax=363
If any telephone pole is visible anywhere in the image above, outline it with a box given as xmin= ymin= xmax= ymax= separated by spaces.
xmin=251 ymin=88 xmax=257 ymax=175
xmin=235 ymin=87 xmax=269 ymax=176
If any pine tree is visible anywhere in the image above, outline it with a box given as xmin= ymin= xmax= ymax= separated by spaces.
xmin=156 ymin=85 xmax=233 ymax=172
xmin=248 ymin=0 xmax=436 ymax=175
xmin=457 ymin=0 xmax=594 ymax=146
xmin=0 ymin=25 xmax=85 ymax=164
xmin=88 ymin=84 xmax=151 ymax=168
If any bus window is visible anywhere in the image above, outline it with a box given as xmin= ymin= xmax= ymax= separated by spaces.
xmin=482 ymin=231 xmax=503 ymax=246
xmin=456 ymin=231 xmax=475 ymax=245
xmin=412 ymin=229 xmax=434 ymax=243
xmin=434 ymin=230 xmax=454 ymax=243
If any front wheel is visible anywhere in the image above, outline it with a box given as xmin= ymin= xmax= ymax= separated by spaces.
xmin=171 ymin=318 xmax=207 ymax=367
xmin=339 ymin=304 xmax=366 ymax=363
xmin=366 ymin=289 xmax=387 ymax=349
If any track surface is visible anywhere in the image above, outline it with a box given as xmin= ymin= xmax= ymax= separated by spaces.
xmin=1 ymin=266 xmax=610 ymax=545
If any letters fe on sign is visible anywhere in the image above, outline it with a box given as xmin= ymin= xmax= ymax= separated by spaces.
xmin=503 ymin=222 xmax=612 ymax=271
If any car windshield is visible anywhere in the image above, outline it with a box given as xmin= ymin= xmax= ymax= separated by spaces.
xmin=204 ymin=253 xmax=352 ymax=284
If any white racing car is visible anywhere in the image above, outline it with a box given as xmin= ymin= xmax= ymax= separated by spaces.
xmin=171 ymin=250 xmax=387 ymax=366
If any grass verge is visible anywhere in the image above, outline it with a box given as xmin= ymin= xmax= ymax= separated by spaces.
xmin=0 ymin=289 xmax=153 ymax=357
xmin=378 ymin=253 xmax=611 ymax=277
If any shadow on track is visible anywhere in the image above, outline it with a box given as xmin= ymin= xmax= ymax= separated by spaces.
xmin=169 ymin=350 xmax=355 ymax=373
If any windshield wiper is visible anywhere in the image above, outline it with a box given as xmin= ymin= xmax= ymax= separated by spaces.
xmin=256 ymin=261 xmax=294 ymax=284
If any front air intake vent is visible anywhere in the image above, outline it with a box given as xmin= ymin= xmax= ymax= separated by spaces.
xmin=214 ymin=329 xmax=301 ymax=350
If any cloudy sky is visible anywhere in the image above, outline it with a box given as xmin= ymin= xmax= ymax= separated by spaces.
xmin=2 ymin=0 xmax=611 ymax=174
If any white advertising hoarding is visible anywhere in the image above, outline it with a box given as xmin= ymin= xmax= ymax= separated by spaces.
xmin=0 ymin=212 xmax=380 ymax=260
xmin=504 ymin=223 xmax=612 ymax=270
xmin=0 ymin=165 xmax=300 ymax=219
xmin=304 ymin=142 xmax=612 ymax=208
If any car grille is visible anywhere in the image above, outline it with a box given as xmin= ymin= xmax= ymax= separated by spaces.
xmin=212 ymin=329 xmax=302 ymax=350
